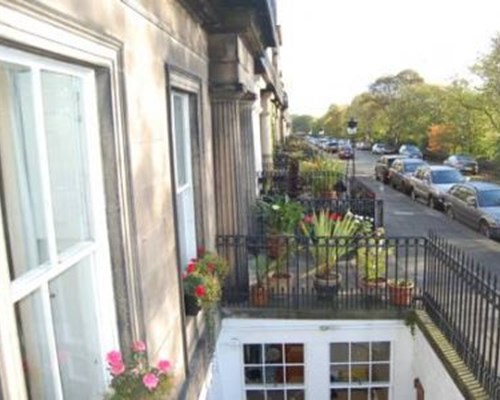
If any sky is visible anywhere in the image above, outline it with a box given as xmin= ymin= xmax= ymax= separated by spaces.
xmin=277 ymin=0 xmax=500 ymax=117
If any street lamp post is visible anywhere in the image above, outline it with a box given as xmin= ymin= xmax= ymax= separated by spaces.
xmin=347 ymin=118 xmax=358 ymax=179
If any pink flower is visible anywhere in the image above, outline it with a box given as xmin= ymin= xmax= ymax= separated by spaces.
xmin=106 ymin=351 xmax=122 ymax=365
xmin=143 ymin=373 xmax=159 ymax=391
xmin=110 ymin=360 xmax=126 ymax=376
xmin=132 ymin=340 xmax=146 ymax=352
xmin=329 ymin=213 xmax=342 ymax=221
xmin=157 ymin=359 xmax=171 ymax=374
xmin=195 ymin=284 xmax=206 ymax=298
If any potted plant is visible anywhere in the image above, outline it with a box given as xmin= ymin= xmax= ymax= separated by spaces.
xmin=105 ymin=341 xmax=172 ymax=399
xmin=255 ymin=195 xmax=305 ymax=258
xmin=300 ymin=157 xmax=344 ymax=199
xmin=357 ymin=228 xmax=392 ymax=298
xmin=300 ymin=210 xmax=372 ymax=298
xmin=387 ymin=278 xmax=414 ymax=306
xmin=182 ymin=250 xmax=229 ymax=315
xmin=249 ymin=254 xmax=270 ymax=306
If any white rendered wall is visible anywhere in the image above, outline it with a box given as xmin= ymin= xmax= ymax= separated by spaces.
xmin=204 ymin=318 xmax=465 ymax=400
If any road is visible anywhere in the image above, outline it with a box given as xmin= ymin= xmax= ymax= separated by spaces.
xmin=352 ymin=150 xmax=500 ymax=274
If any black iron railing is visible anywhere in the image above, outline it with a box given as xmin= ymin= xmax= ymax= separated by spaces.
xmin=424 ymin=233 xmax=500 ymax=398
xmin=216 ymin=233 xmax=500 ymax=398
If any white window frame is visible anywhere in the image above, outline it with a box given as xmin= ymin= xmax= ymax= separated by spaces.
xmin=0 ymin=45 xmax=118 ymax=399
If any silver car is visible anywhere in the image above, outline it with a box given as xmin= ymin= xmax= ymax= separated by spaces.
xmin=409 ymin=165 xmax=466 ymax=209
xmin=444 ymin=181 xmax=500 ymax=239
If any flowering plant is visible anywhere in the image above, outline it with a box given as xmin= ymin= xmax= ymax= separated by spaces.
xmin=255 ymin=195 xmax=305 ymax=235
xmin=182 ymin=249 xmax=229 ymax=309
xmin=300 ymin=209 xmax=372 ymax=276
xmin=105 ymin=341 xmax=172 ymax=400
xmin=357 ymin=227 xmax=393 ymax=282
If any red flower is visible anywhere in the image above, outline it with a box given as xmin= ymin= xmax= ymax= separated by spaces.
xmin=195 ymin=284 xmax=206 ymax=298
xmin=329 ymin=213 xmax=342 ymax=221
xmin=187 ymin=262 xmax=196 ymax=274
xmin=207 ymin=263 xmax=216 ymax=273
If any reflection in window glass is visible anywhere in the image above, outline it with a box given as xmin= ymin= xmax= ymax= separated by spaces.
xmin=330 ymin=343 xmax=348 ymax=363
xmin=372 ymin=342 xmax=390 ymax=361
xmin=0 ymin=61 xmax=49 ymax=279
xmin=244 ymin=344 xmax=262 ymax=364
xmin=41 ymin=70 xmax=92 ymax=254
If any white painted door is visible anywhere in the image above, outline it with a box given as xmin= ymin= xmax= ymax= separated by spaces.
xmin=171 ymin=91 xmax=197 ymax=268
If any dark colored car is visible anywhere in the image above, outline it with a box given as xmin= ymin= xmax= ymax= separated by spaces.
xmin=388 ymin=158 xmax=428 ymax=193
xmin=374 ymin=155 xmax=405 ymax=183
xmin=409 ymin=165 xmax=466 ymax=209
xmin=443 ymin=154 xmax=479 ymax=175
xmin=398 ymin=144 xmax=423 ymax=159
xmin=338 ymin=145 xmax=354 ymax=159
xmin=324 ymin=140 xmax=339 ymax=153
xmin=443 ymin=181 xmax=500 ymax=239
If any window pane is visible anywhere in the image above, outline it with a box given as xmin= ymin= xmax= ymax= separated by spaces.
xmin=330 ymin=364 xmax=349 ymax=383
xmin=351 ymin=388 xmax=369 ymax=399
xmin=246 ymin=390 xmax=265 ymax=400
xmin=49 ymin=258 xmax=104 ymax=399
xmin=351 ymin=364 xmax=369 ymax=384
xmin=41 ymin=70 xmax=92 ymax=254
xmin=372 ymin=342 xmax=390 ymax=361
xmin=371 ymin=387 xmax=389 ymax=400
xmin=286 ymin=366 xmax=304 ymax=383
xmin=371 ymin=364 xmax=390 ymax=383
xmin=351 ymin=342 xmax=369 ymax=362
xmin=15 ymin=290 xmax=57 ymax=399
xmin=173 ymin=95 xmax=187 ymax=186
xmin=285 ymin=344 xmax=303 ymax=363
xmin=265 ymin=344 xmax=283 ymax=363
xmin=267 ymin=390 xmax=285 ymax=400
xmin=287 ymin=389 xmax=305 ymax=400
xmin=331 ymin=388 xmax=348 ymax=400
xmin=330 ymin=343 xmax=349 ymax=363
xmin=245 ymin=367 xmax=263 ymax=384
xmin=244 ymin=344 xmax=262 ymax=364
xmin=0 ymin=61 xmax=49 ymax=278
xmin=265 ymin=366 xmax=284 ymax=384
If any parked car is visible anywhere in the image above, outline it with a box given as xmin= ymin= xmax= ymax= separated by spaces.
xmin=443 ymin=181 xmax=500 ymax=239
xmin=443 ymin=154 xmax=479 ymax=175
xmin=372 ymin=143 xmax=397 ymax=155
xmin=398 ymin=144 xmax=423 ymax=159
xmin=409 ymin=165 xmax=466 ymax=209
xmin=374 ymin=155 xmax=405 ymax=183
xmin=388 ymin=158 xmax=428 ymax=193
xmin=338 ymin=145 xmax=354 ymax=159
xmin=324 ymin=139 xmax=339 ymax=153
xmin=356 ymin=141 xmax=372 ymax=150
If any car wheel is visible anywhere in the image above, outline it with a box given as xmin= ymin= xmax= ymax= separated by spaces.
xmin=479 ymin=221 xmax=491 ymax=238
xmin=446 ymin=207 xmax=455 ymax=220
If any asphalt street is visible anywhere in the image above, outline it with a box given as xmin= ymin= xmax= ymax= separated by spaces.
xmin=351 ymin=150 xmax=500 ymax=274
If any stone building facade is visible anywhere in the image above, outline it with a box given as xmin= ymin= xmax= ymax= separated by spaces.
xmin=0 ymin=0 xmax=287 ymax=398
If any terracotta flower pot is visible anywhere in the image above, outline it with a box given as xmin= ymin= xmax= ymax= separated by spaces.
xmin=360 ymin=277 xmax=387 ymax=301
xmin=267 ymin=272 xmax=294 ymax=296
xmin=388 ymin=280 xmax=414 ymax=306
xmin=250 ymin=284 xmax=269 ymax=307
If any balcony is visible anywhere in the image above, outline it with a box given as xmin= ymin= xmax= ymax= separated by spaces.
xmin=215 ymin=233 xmax=500 ymax=398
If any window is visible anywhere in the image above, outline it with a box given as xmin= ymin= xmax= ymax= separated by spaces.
xmin=243 ymin=343 xmax=305 ymax=400
xmin=0 ymin=47 xmax=116 ymax=398
xmin=330 ymin=341 xmax=391 ymax=400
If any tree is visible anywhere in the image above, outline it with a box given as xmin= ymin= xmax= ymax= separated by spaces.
xmin=291 ymin=114 xmax=315 ymax=134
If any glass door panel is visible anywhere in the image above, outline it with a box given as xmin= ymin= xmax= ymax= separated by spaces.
xmin=41 ymin=71 xmax=92 ymax=254
xmin=171 ymin=92 xmax=196 ymax=268
xmin=49 ymin=257 xmax=103 ymax=400
xmin=0 ymin=61 xmax=49 ymax=279
xmin=15 ymin=290 xmax=57 ymax=399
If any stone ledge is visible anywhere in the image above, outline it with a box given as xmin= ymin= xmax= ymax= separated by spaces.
xmin=415 ymin=310 xmax=489 ymax=400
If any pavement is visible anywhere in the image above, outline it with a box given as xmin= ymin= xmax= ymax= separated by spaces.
xmin=352 ymin=150 xmax=500 ymax=274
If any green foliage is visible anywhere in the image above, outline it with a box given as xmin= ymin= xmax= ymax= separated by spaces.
xmin=300 ymin=157 xmax=344 ymax=196
xmin=357 ymin=228 xmax=393 ymax=281
xmin=256 ymin=195 xmax=305 ymax=234
xmin=291 ymin=114 xmax=315 ymax=133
